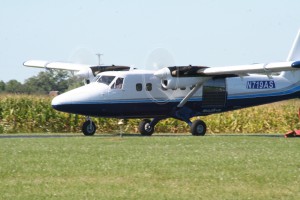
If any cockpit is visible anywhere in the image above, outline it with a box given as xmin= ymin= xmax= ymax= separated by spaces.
xmin=96 ymin=75 xmax=124 ymax=89
xmin=96 ymin=75 xmax=115 ymax=85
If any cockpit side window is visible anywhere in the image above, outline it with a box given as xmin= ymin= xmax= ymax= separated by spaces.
xmin=97 ymin=76 xmax=115 ymax=85
xmin=111 ymin=78 xmax=124 ymax=89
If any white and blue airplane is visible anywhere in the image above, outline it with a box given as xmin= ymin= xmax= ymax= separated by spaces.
xmin=24 ymin=30 xmax=300 ymax=136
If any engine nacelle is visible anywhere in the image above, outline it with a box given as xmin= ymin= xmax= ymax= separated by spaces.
xmin=154 ymin=67 xmax=203 ymax=89
xmin=75 ymin=67 xmax=93 ymax=79
xmin=75 ymin=67 xmax=95 ymax=84
xmin=160 ymin=77 xmax=202 ymax=89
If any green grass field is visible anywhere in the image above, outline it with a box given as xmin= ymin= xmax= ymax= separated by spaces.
xmin=0 ymin=135 xmax=299 ymax=199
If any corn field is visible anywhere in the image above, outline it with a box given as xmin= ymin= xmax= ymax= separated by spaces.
xmin=0 ymin=94 xmax=300 ymax=134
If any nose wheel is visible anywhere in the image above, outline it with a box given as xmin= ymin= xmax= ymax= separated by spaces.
xmin=82 ymin=120 xmax=96 ymax=136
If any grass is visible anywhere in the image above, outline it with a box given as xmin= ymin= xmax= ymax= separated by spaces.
xmin=0 ymin=135 xmax=299 ymax=199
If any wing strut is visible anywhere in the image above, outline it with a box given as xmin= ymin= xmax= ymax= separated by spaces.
xmin=177 ymin=78 xmax=210 ymax=108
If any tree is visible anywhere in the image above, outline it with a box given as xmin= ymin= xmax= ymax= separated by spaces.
xmin=23 ymin=70 xmax=83 ymax=94
xmin=0 ymin=81 xmax=5 ymax=92
xmin=2 ymin=70 xmax=84 ymax=95
xmin=5 ymin=80 xmax=24 ymax=93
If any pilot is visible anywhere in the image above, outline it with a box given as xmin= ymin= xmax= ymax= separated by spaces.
xmin=115 ymin=78 xmax=123 ymax=89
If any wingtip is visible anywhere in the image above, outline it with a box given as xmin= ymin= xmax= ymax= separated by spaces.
xmin=291 ymin=61 xmax=300 ymax=68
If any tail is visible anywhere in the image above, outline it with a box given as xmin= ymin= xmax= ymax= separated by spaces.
xmin=281 ymin=29 xmax=300 ymax=80
xmin=287 ymin=29 xmax=300 ymax=61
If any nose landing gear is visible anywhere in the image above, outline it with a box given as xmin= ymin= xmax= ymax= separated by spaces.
xmin=82 ymin=118 xmax=96 ymax=136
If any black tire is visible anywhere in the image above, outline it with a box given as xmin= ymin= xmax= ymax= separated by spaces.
xmin=138 ymin=119 xmax=154 ymax=136
xmin=82 ymin=120 xmax=96 ymax=136
xmin=190 ymin=120 xmax=206 ymax=136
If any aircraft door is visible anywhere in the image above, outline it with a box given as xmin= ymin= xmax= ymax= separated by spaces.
xmin=202 ymin=78 xmax=227 ymax=108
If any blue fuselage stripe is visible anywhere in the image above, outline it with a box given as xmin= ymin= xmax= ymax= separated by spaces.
xmin=52 ymin=88 xmax=300 ymax=118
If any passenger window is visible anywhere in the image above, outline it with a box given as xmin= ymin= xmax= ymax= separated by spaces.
xmin=136 ymin=83 xmax=142 ymax=91
xmin=111 ymin=78 xmax=124 ymax=89
xmin=146 ymin=83 xmax=152 ymax=91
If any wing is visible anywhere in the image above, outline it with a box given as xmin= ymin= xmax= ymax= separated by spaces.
xmin=23 ymin=60 xmax=91 ymax=71
xmin=24 ymin=60 xmax=131 ymax=82
xmin=154 ymin=61 xmax=300 ymax=78
xmin=201 ymin=61 xmax=300 ymax=76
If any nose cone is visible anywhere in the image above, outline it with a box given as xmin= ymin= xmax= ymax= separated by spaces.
xmin=51 ymin=83 xmax=107 ymax=114
xmin=51 ymin=94 xmax=68 ymax=111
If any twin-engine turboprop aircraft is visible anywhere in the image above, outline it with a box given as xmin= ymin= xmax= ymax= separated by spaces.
xmin=24 ymin=30 xmax=300 ymax=136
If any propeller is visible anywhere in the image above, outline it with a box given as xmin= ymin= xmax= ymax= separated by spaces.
xmin=68 ymin=47 xmax=97 ymax=65
xmin=143 ymin=48 xmax=179 ymax=103
xmin=68 ymin=48 xmax=99 ymax=84
xmin=144 ymin=48 xmax=175 ymax=70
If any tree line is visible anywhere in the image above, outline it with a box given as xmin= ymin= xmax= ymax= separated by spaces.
xmin=0 ymin=70 xmax=84 ymax=95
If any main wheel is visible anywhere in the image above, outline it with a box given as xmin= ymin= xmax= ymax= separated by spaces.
xmin=138 ymin=119 xmax=154 ymax=136
xmin=82 ymin=120 xmax=96 ymax=136
xmin=190 ymin=120 xmax=206 ymax=136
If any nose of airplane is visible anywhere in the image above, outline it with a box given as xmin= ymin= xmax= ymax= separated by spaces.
xmin=51 ymin=90 xmax=75 ymax=112
xmin=51 ymin=83 xmax=106 ymax=113
xmin=51 ymin=93 xmax=66 ymax=111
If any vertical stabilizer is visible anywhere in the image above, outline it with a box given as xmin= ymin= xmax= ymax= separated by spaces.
xmin=281 ymin=29 xmax=300 ymax=80
xmin=287 ymin=29 xmax=300 ymax=61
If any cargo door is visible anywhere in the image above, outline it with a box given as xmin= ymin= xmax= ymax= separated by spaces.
xmin=202 ymin=78 xmax=227 ymax=108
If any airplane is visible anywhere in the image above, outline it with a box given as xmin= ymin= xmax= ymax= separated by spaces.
xmin=24 ymin=29 xmax=300 ymax=136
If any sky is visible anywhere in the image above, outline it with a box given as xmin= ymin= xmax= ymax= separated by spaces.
xmin=1 ymin=0 xmax=300 ymax=83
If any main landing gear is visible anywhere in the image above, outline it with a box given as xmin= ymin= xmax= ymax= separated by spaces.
xmin=190 ymin=119 xmax=207 ymax=136
xmin=81 ymin=117 xmax=207 ymax=136
xmin=138 ymin=118 xmax=207 ymax=136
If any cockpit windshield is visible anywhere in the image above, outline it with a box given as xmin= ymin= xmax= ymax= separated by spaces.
xmin=97 ymin=75 xmax=115 ymax=85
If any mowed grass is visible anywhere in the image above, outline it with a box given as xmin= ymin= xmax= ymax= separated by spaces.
xmin=0 ymin=135 xmax=299 ymax=199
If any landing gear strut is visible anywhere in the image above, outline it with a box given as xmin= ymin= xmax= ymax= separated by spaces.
xmin=82 ymin=118 xmax=96 ymax=136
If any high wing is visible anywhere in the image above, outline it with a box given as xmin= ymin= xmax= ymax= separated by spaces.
xmin=23 ymin=60 xmax=90 ymax=71
xmin=24 ymin=60 xmax=130 ymax=83
xmin=154 ymin=61 xmax=300 ymax=79
xmin=201 ymin=61 xmax=300 ymax=76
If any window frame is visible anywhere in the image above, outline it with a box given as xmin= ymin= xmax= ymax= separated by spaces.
xmin=146 ymin=83 xmax=152 ymax=91
xmin=136 ymin=83 xmax=142 ymax=91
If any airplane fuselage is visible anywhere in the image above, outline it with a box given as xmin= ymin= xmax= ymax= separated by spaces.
xmin=52 ymin=70 xmax=300 ymax=120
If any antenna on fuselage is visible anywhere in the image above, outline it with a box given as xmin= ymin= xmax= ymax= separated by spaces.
xmin=96 ymin=53 xmax=103 ymax=65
